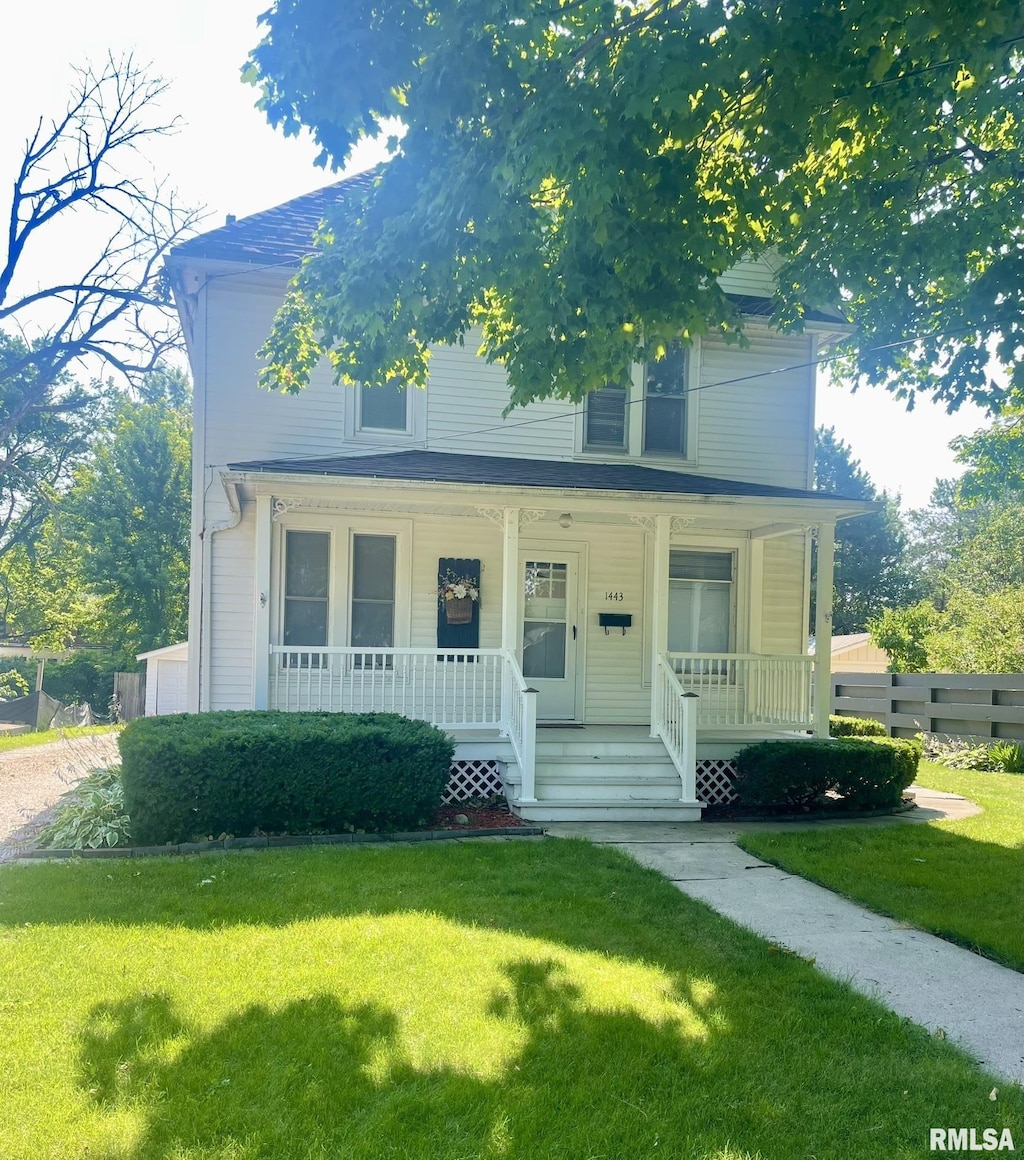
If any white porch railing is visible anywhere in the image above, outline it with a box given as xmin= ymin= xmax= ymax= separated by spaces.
xmin=269 ymin=646 xmax=505 ymax=728
xmin=653 ymin=655 xmax=698 ymax=801
xmin=268 ymin=645 xmax=538 ymax=800
xmin=667 ymin=653 xmax=814 ymax=730
xmin=500 ymin=649 xmax=537 ymax=802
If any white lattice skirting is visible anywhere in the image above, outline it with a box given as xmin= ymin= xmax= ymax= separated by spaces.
xmin=696 ymin=759 xmax=738 ymax=805
xmin=443 ymin=759 xmax=505 ymax=804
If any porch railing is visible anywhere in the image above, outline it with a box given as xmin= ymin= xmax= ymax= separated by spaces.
xmin=269 ymin=646 xmax=504 ymax=728
xmin=653 ymin=655 xmax=698 ymax=801
xmin=500 ymin=650 xmax=537 ymax=802
xmin=667 ymin=653 xmax=814 ymax=730
xmin=268 ymin=645 xmax=538 ymax=800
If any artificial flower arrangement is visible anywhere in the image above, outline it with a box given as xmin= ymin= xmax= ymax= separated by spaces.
xmin=438 ymin=570 xmax=480 ymax=623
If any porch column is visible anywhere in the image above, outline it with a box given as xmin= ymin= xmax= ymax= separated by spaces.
xmin=649 ymin=514 xmax=671 ymax=735
xmin=813 ymin=521 xmax=835 ymax=738
xmin=252 ymin=493 xmax=273 ymax=710
xmin=501 ymin=507 xmax=520 ymax=652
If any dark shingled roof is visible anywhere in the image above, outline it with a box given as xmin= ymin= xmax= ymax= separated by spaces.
xmin=170 ymin=170 xmax=377 ymax=266
xmin=168 ymin=175 xmax=846 ymax=325
xmin=227 ymin=449 xmax=858 ymax=503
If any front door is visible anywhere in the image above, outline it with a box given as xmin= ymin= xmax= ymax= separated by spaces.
xmin=520 ymin=554 xmax=580 ymax=720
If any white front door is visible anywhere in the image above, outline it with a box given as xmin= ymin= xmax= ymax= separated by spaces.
xmin=520 ymin=554 xmax=580 ymax=720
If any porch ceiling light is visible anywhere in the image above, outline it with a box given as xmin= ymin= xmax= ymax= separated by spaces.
xmin=558 ymin=512 xmax=573 ymax=529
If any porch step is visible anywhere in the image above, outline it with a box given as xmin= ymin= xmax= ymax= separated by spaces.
xmin=513 ymin=799 xmax=704 ymax=823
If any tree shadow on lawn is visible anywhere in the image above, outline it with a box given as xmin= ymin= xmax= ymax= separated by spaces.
xmin=5 ymin=842 xmax=1021 ymax=1156
xmin=72 ymin=959 xmax=1014 ymax=1160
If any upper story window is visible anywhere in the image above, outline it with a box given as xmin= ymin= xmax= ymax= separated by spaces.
xmin=359 ymin=380 xmax=408 ymax=433
xmin=644 ymin=342 xmax=688 ymax=456
xmin=580 ymin=341 xmax=692 ymax=460
xmin=583 ymin=383 xmax=628 ymax=452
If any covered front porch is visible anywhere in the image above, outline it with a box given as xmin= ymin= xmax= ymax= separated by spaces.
xmin=265 ymin=645 xmax=817 ymax=820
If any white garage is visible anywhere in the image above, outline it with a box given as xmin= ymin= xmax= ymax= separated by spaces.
xmin=137 ymin=642 xmax=189 ymax=716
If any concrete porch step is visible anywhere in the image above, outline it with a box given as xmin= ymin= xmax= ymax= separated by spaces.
xmin=513 ymin=799 xmax=703 ymax=822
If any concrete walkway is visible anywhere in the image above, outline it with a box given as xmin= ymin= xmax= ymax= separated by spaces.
xmin=546 ymin=789 xmax=1024 ymax=1085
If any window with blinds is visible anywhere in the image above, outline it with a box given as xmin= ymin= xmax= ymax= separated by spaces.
xmin=668 ymin=550 xmax=733 ymax=654
xmin=583 ymin=384 xmax=628 ymax=451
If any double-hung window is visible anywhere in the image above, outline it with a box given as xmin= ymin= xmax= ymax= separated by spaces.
xmin=644 ymin=342 xmax=688 ymax=456
xmin=583 ymin=383 xmax=629 ymax=452
xmin=668 ymin=550 xmax=733 ymax=659
xmin=350 ymin=534 xmax=396 ymax=663
xmin=580 ymin=342 xmax=690 ymax=458
xmin=283 ymin=530 xmax=330 ymax=666
xmin=359 ymin=380 xmax=408 ymax=433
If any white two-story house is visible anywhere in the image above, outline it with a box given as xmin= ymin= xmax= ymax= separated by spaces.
xmin=166 ymin=172 xmax=869 ymax=821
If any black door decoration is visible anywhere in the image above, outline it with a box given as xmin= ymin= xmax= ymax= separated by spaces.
xmin=437 ymin=557 xmax=481 ymax=651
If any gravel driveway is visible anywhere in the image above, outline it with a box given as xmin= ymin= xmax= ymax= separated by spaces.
xmin=0 ymin=732 xmax=121 ymax=863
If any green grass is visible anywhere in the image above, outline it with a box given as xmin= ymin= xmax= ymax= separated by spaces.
xmin=0 ymin=724 xmax=117 ymax=754
xmin=0 ymin=840 xmax=1020 ymax=1160
xmin=738 ymin=760 xmax=1024 ymax=971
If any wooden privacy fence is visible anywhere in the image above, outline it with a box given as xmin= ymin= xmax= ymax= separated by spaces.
xmin=113 ymin=671 xmax=146 ymax=722
xmin=832 ymin=672 xmax=1024 ymax=741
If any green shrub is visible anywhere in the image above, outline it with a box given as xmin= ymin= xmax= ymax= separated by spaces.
xmin=991 ymin=742 xmax=1024 ymax=774
xmin=829 ymin=714 xmax=887 ymax=738
xmin=119 ymin=711 xmax=454 ymax=845
xmin=36 ymin=766 xmax=131 ymax=849
xmin=734 ymin=738 xmax=920 ymax=812
xmin=932 ymin=738 xmax=1024 ymax=773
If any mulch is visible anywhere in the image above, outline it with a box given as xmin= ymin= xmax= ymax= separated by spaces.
xmin=433 ymin=802 xmax=525 ymax=829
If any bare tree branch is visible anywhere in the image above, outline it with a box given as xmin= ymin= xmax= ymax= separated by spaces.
xmin=0 ymin=53 xmax=203 ymax=561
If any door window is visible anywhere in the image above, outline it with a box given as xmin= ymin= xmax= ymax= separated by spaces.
xmin=522 ymin=560 xmax=568 ymax=679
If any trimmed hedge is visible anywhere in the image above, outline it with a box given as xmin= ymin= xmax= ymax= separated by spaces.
xmin=733 ymin=737 xmax=920 ymax=812
xmin=829 ymin=714 xmax=887 ymax=738
xmin=119 ymin=711 xmax=455 ymax=845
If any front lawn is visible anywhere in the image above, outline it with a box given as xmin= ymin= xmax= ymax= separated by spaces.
xmin=1 ymin=840 xmax=1020 ymax=1160
xmin=738 ymin=761 xmax=1024 ymax=971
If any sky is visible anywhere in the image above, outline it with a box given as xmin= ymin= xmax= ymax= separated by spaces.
xmin=0 ymin=0 xmax=993 ymax=510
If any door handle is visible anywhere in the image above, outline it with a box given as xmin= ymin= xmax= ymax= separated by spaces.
xmin=572 ymin=625 xmax=577 ymax=641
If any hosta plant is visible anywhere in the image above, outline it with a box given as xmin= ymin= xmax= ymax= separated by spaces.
xmin=37 ymin=765 xmax=132 ymax=849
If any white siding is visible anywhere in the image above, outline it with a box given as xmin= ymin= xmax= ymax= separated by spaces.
xmin=696 ymin=329 xmax=814 ymax=490
xmin=425 ymin=341 xmax=576 ymax=459
xmin=209 ymin=517 xmax=256 ymax=710
xmin=200 ymin=279 xmax=816 ymax=491
xmin=760 ymin=534 xmax=808 ymax=655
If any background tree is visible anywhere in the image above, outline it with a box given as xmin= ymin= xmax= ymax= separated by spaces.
xmin=0 ymin=55 xmax=199 ymax=564
xmin=813 ymin=427 xmax=916 ymax=634
xmin=58 ymin=381 xmax=191 ymax=664
xmin=248 ymin=0 xmax=1024 ymax=414
xmin=871 ymin=406 xmax=1024 ymax=672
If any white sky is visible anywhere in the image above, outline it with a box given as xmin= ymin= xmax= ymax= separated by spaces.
xmin=0 ymin=0 xmax=991 ymax=510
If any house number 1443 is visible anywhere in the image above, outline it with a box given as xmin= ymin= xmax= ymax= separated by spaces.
xmin=605 ymin=591 xmax=624 ymax=601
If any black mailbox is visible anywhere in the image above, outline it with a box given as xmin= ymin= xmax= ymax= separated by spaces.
xmin=598 ymin=612 xmax=633 ymax=635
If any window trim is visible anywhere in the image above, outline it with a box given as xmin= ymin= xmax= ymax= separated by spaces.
xmin=271 ymin=513 xmax=413 ymax=655
xmin=582 ymin=382 xmax=630 ymax=454
xmin=574 ymin=336 xmax=700 ymax=464
xmin=344 ymin=383 xmax=427 ymax=444
xmin=641 ymin=530 xmax=747 ymax=687
xmin=349 ymin=531 xmax=398 ymax=654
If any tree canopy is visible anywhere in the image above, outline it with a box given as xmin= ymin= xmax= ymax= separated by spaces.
xmin=249 ymin=0 xmax=1024 ymax=411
